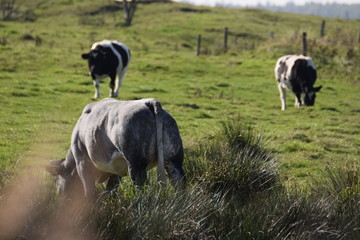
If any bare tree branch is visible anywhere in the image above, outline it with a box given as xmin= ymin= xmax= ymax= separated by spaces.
xmin=0 ymin=0 xmax=22 ymax=20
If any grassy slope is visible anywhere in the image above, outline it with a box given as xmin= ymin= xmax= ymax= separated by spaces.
xmin=0 ymin=0 xmax=359 ymax=186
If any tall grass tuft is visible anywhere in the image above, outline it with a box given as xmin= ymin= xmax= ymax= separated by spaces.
xmin=310 ymin=165 xmax=360 ymax=239
xmin=200 ymin=165 xmax=360 ymax=239
xmin=90 ymin=184 xmax=227 ymax=240
xmin=185 ymin=119 xmax=278 ymax=200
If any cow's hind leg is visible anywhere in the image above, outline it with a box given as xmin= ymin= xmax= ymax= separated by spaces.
xmin=72 ymin=144 xmax=97 ymax=199
xmin=75 ymin=158 xmax=97 ymax=199
xmin=109 ymin=73 xmax=116 ymax=97
xmin=113 ymin=67 xmax=128 ymax=98
xmin=277 ymin=83 xmax=287 ymax=110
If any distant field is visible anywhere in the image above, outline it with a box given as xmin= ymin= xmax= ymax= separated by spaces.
xmin=0 ymin=0 xmax=359 ymax=188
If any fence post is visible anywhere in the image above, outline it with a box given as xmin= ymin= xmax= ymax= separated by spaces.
xmin=224 ymin=27 xmax=228 ymax=52
xmin=196 ymin=34 xmax=201 ymax=56
xmin=320 ymin=20 xmax=326 ymax=37
xmin=302 ymin=32 xmax=307 ymax=56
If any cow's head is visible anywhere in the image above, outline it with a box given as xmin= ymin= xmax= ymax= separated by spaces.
xmin=81 ymin=45 xmax=109 ymax=74
xmin=46 ymin=158 xmax=80 ymax=197
xmin=304 ymin=85 xmax=322 ymax=106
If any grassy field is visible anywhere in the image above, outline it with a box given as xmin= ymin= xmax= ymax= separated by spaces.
xmin=0 ymin=1 xmax=359 ymax=238
xmin=1 ymin=0 xmax=359 ymax=185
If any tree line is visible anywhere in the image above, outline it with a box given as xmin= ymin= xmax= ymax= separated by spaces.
xmin=216 ymin=2 xmax=360 ymax=20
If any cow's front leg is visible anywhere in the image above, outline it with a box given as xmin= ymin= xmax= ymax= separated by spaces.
xmin=76 ymin=158 xmax=97 ymax=199
xmin=277 ymin=83 xmax=287 ymax=110
xmin=93 ymin=79 xmax=100 ymax=99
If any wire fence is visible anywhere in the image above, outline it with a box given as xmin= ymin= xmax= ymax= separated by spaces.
xmin=194 ymin=21 xmax=359 ymax=61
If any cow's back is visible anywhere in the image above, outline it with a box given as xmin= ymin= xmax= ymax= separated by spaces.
xmin=72 ymin=99 xmax=158 ymax=174
xmin=275 ymin=55 xmax=316 ymax=90
xmin=91 ymin=40 xmax=130 ymax=69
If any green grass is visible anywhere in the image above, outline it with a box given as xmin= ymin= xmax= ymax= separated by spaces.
xmin=1 ymin=121 xmax=359 ymax=240
xmin=0 ymin=0 xmax=359 ymax=186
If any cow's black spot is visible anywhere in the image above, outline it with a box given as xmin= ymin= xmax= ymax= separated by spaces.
xmin=289 ymin=59 xmax=308 ymax=93
xmin=111 ymin=43 xmax=129 ymax=68
xmin=88 ymin=46 xmax=119 ymax=79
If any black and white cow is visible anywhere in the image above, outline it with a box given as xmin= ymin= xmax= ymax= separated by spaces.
xmin=46 ymin=98 xmax=185 ymax=198
xmin=81 ymin=40 xmax=131 ymax=99
xmin=275 ymin=55 xmax=322 ymax=110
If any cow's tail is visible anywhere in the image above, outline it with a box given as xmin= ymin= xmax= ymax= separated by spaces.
xmin=150 ymin=99 xmax=166 ymax=185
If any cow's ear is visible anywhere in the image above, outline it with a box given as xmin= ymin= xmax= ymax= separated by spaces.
xmin=46 ymin=159 xmax=65 ymax=176
xmin=46 ymin=165 xmax=59 ymax=176
xmin=314 ymin=86 xmax=322 ymax=92
xmin=81 ymin=53 xmax=90 ymax=59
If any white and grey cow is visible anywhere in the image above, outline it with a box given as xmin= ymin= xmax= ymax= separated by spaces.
xmin=275 ymin=55 xmax=322 ymax=110
xmin=46 ymin=98 xmax=185 ymax=198
xmin=81 ymin=40 xmax=131 ymax=99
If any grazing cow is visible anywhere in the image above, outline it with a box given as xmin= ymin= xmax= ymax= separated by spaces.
xmin=81 ymin=40 xmax=131 ymax=99
xmin=274 ymin=55 xmax=322 ymax=110
xmin=46 ymin=98 xmax=185 ymax=198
